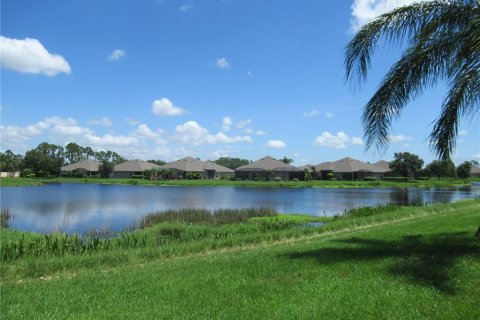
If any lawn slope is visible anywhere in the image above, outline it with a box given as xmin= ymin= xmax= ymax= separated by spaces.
xmin=1 ymin=201 xmax=479 ymax=319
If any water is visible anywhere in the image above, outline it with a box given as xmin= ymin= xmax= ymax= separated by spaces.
xmin=1 ymin=183 xmax=478 ymax=234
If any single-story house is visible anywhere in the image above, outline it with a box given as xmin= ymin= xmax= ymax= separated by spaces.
xmin=373 ymin=160 xmax=391 ymax=171
xmin=315 ymin=157 xmax=390 ymax=180
xmin=110 ymin=159 xmax=162 ymax=178
xmin=235 ymin=156 xmax=302 ymax=180
xmin=60 ymin=159 xmax=100 ymax=177
xmin=471 ymin=167 xmax=480 ymax=178
xmin=158 ymin=157 xmax=234 ymax=179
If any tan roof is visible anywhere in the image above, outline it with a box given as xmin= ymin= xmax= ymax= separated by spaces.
xmin=315 ymin=157 xmax=390 ymax=173
xmin=61 ymin=159 xmax=99 ymax=172
xmin=158 ymin=157 xmax=233 ymax=173
xmin=471 ymin=167 xmax=480 ymax=174
xmin=236 ymin=156 xmax=300 ymax=172
xmin=113 ymin=159 xmax=162 ymax=172
xmin=297 ymin=164 xmax=315 ymax=172
xmin=373 ymin=160 xmax=391 ymax=171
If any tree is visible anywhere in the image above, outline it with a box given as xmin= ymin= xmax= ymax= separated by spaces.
xmin=65 ymin=142 xmax=84 ymax=164
xmin=22 ymin=142 xmax=65 ymax=177
xmin=0 ymin=150 xmax=23 ymax=172
xmin=390 ymin=152 xmax=424 ymax=180
xmin=425 ymin=159 xmax=456 ymax=179
xmin=94 ymin=151 xmax=126 ymax=178
xmin=214 ymin=157 xmax=251 ymax=170
xmin=281 ymin=156 xmax=294 ymax=164
xmin=471 ymin=160 xmax=480 ymax=167
xmin=457 ymin=161 xmax=473 ymax=178
xmin=147 ymin=159 xmax=166 ymax=166
xmin=345 ymin=0 xmax=480 ymax=160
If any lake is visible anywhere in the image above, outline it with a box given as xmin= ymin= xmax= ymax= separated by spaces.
xmin=1 ymin=183 xmax=479 ymax=234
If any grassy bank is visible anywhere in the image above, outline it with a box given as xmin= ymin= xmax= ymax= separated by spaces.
xmin=1 ymin=176 xmax=476 ymax=188
xmin=1 ymin=200 xmax=479 ymax=319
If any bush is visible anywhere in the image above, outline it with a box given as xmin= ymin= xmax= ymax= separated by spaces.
xmin=273 ymin=177 xmax=282 ymax=182
xmin=363 ymin=176 xmax=377 ymax=181
xmin=292 ymin=178 xmax=299 ymax=182
xmin=186 ymin=172 xmax=202 ymax=180
xmin=130 ymin=174 xmax=144 ymax=179
xmin=326 ymin=172 xmax=335 ymax=180
xmin=417 ymin=176 xmax=430 ymax=180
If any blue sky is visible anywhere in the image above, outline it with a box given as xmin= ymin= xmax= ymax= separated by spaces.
xmin=1 ymin=0 xmax=478 ymax=165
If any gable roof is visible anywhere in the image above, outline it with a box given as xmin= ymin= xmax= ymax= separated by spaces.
xmin=113 ymin=159 xmax=162 ymax=172
xmin=236 ymin=156 xmax=300 ymax=172
xmin=60 ymin=159 xmax=99 ymax=172
xmin=158 ymin=157 xmax=233 ymax=173
xmin=316 ymin=157 xmax=390 ymax=173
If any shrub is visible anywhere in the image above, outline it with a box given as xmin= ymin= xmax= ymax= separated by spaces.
xmin=326 ymin=172 xmax=334 ymax=180
xmin=130 ymin=174 xmax=144 ymax=179
xmin=186 ymin=172 xmax=201 ymax=180
xmin=363 ymin=176 xmax=377 ymax=181
xmin=273 ymin=177 xmax=282 ymax=182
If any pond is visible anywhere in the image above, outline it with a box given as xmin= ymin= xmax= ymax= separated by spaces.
xmin=1 ymin=183 xmax=479 ymax=234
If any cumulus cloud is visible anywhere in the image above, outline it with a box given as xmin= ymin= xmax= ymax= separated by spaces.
xmin=179 ymin=3 xmax=194 ymax=11
xmin=303 ymin=109 xmax=320 ymax=117
xmin=107 ymin=49 xmax=126 ymax=61
xmin=215 ymin=57 xmax=230 ymax=69
xmin=350 ymin=0 xmax=429 ymax=32
xmin=222 ymin=116 xmax=233 ymax=131
xmin=324 ymin=112 xmax=334 ymax=118
xmin=133 ymin=124 xmax=162 ymax=139
xmin=174 ymin=121 xmax=252 ymax=145
xmin=0 ymin=36 xmax=71 ymax=76
xmin=267 ymin=140 xmax=286 ymax=149
xmin=85 ymin=133 xmax=138 ymax=147
xmin=314 ymin=131 xmax=363 ymax=149
xmin=88 ymin=117 xmax=113 ymax=127
xmin=236 ymin=119 xmax=251 ymax=129
xmin=152 ymin=98 xmax=186 ymax=116
xmin=256 ymin=131 xmax=266 ymax=136
xmin=388 ymin=134 xmax=412 ymax=143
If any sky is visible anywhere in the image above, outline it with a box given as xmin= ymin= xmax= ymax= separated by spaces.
xmin=1 ymin=0 xmax=479 ymax=166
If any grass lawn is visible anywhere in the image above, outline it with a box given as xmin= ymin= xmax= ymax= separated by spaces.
xmin=1 ymin=176 xmax=476 ymax=188
xmin=1 ymin=200 xmax=479 ymax=319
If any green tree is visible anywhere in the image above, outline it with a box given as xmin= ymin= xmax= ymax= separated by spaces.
xmin=22 ymin=142 xmax=65 ymax=177
xmin=425 ymin=159 xmax=456 ymax=179
xmin=214 ymin=157 xmax=251 ymax=170
xmin=65 ymin=142 xmax=84 ymax=164
xmin=147 ymin=159 xmax=166 ymax=166
xmin=390 ymin=152 xmax=424 ymax=180
xmin=457 ymin=161 xmax=473 ymax=178
xmin=281 ymin=156 xmax=293 ymax=164
xmin=0 ymin=150 xmax=23 ymax=172
xmin=345 ymin=0 xmax=480 ymax=160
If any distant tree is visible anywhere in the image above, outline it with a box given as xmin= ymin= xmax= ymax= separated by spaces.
xmin=94 ymin=151 xmax=126 ymax=178
xmin=310 ymin=166 xmax=318 ymax=180
xmin=22 ymin=142 xmax=65 ymax=177
xmin=390 ymin=152 xmax=424 ymax=180
xmin=471 ymin=160 xmax=480 ymax=167
xmin=425 ymin=159 xmax=456 ymax=180
xmin=0 ymin=150 xmax=23 ymax=172
xmin=303 ymin=169 xmax=312 ymax=182
xmin=65 ymin=142 xmax=85 ymax=164
xmin=98 ymin=160 xmax=115 ymax=178
xmin=457 ymin=161 xmax=473 ymax=179
xmin=281 ymin=156 xmax=294 ymax=164
xmin=214 ymin=157 xmax=251 ymax=170
xmin=147 ymin=159 xmax=166 ymax=166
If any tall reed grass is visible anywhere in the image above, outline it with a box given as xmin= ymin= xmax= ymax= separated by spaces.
xmin=0 ymin=209 xmax=14 ymax=229
xmin=135 ymin=208 xmax=277 ymax=229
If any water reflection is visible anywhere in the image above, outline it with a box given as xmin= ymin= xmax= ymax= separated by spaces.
xmin=1 ymin=184 xmax=478 ymax=234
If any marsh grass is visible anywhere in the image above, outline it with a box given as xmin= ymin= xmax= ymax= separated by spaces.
xmin=0 ymin=209 xmax=14 ymax=229
xmin=136 ymin=207 xmax=277 ymax=228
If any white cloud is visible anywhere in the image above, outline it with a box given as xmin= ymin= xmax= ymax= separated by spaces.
xmin=237 ymin=119 xmax=251 ymax=129
xmin=352 ymin=137 xmax=364 ymax=145
xmin=458 ymin=129 xmax=468 ymax=136
xmin=152 ymin=98 xmax=186 ymax=116
xmin=179 ymin=3 xmax=194 ymax=11
xmin=126 ymin=118 xmax=141 ymax=126
xmin=314 ymin=131 xmax=351 ymax=149
xmin=473 ymin=153 xmax=480 ymax=160
xmin=256 ymin=131 xmax=266 ymax=136
xmin=133 ymin=124 xmax=161 ymax=139
xmin=107 ymin=49 xmax=126 ymax=61
xmin=85 ymin=133 xmax=138 ymax=147
xmin=388 ymin=134 xmax=412 ymax=143
xmin=215 ymin=57 xmax=230 ymax=69
xmin=350 ymin=0 xmax=430 ymax=32
xmin=0 ymin=36 xmax=71 ymax=76
xmin=267 ymin=140 xmax=286 ymax=149
xmin=88 ymin=117 xmax=113 ymax=127
xmin=222 ymin=116 xmax=232 ymax=131
xmin=324 ymin=112 xmax=334 ymax=118
xmin=174 ymin=121 xmax=252 ymax=145
xmin=303 ymin=109 xmax=320 ymax=117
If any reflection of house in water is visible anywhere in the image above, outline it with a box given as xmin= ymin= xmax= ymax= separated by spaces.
xmin=314 ymin=157 xmax=390 ymax=180
xmin=158 ymin=157 xmax=234 ymax=179
xmin=60 ymin=159 xmax=100 ymax=177
xmin=235 ymin=156 xmax=302 ymax=180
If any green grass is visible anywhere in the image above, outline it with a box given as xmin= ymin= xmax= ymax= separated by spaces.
xmin=1 ymin=176 xmax=476 ymax=188
xmin=1 ymin=200 xmax=479 ymax=319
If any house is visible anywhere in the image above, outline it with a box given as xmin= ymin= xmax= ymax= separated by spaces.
xmin=60 ymin=159 xmax=100 ymax=177
xmin=315 ymin=157 xmax=390 ymax=180
xmin=471 ymin=167 xmax=480 ymax=178
xmin=235 ymin=156 xmax=302 ymax=180
xmin=373 ymin=160 xmax=391 ymax=171
xmin=110 ymin=159 xmax=162 ymax=178
xmin=158 ymin=157 xmax=234 ymax=179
